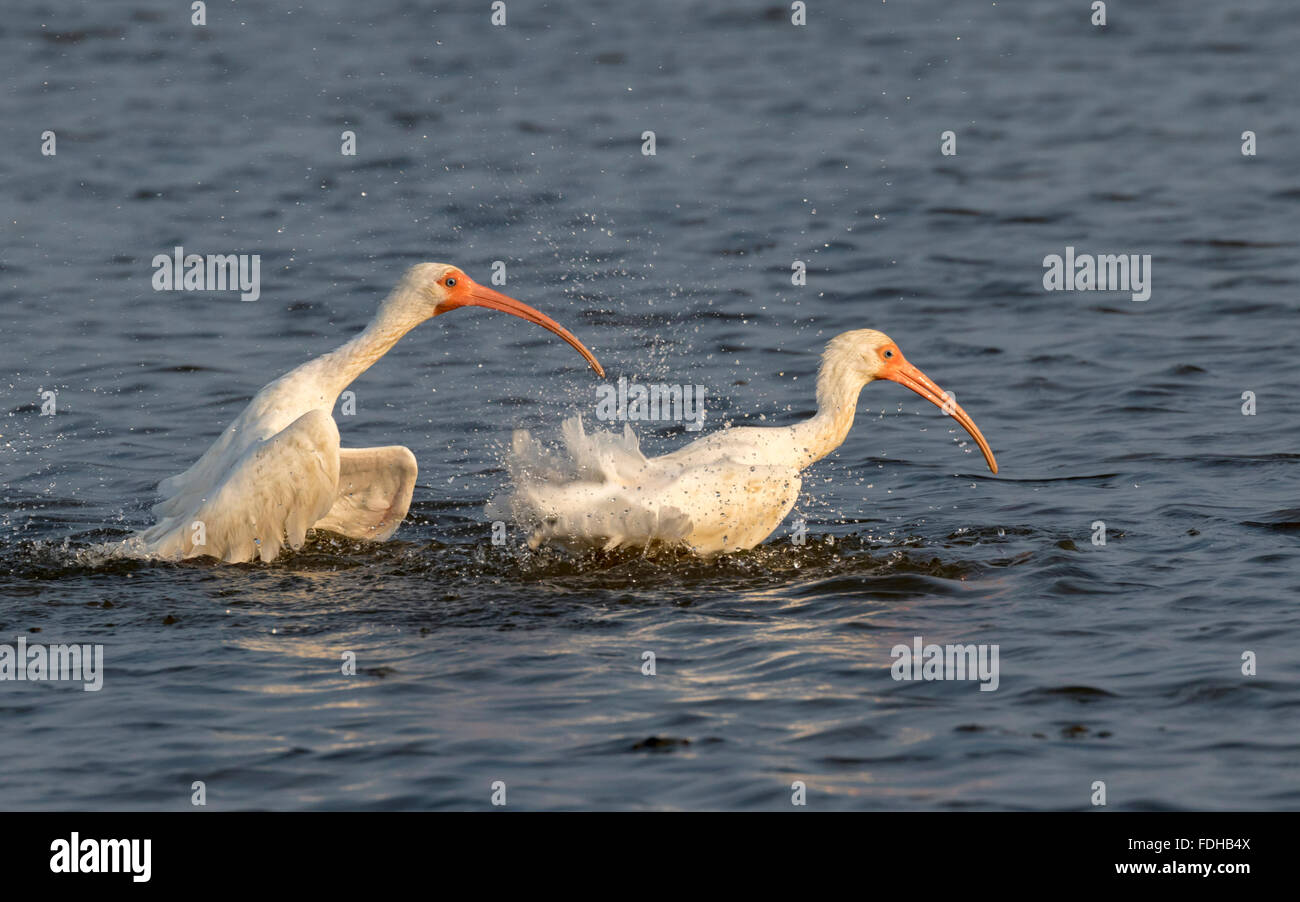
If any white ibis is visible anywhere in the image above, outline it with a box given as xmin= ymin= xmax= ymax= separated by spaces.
xmin=502 ymin=329 xmax=997 ymax=555
xmin=135 ymin=263 xmax=603 ymax=563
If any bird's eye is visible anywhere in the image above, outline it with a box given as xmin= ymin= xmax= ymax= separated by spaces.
xmin=445 ymin=277 xmax=457 ymax=287
xmin=883 ymin=348 xmax=895 ymax=359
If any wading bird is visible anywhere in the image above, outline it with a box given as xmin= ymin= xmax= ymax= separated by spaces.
xmin=501 ymin=329 xmax=997 ymax=555
xmin=137 ymin=263 xmax=603 ymax=563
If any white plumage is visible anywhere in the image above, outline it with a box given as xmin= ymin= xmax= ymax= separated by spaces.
xmin=498 ymin=329 xmax=998 ymax=556
xmin=134 ymin=262 xmax=603 ymax=563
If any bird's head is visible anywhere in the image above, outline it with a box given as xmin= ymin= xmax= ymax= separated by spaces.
xmin=399 ymin=262 xmax=604 ymax=377
xmin=824 ymin=329 xmax=998 ymax=474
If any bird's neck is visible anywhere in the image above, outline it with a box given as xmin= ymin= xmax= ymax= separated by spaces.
xmin=313 ymin=287 xmax=426 ymax=399
xmin=788 ymin=354 xmax=866 ymax=468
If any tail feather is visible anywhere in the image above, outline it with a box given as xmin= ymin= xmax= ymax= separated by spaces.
xmin=492 ymin=415 xmax=691 ymax=552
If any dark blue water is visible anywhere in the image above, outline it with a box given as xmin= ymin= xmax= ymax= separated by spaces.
xmin=1 ymin=0 xmax=1297 ymax=810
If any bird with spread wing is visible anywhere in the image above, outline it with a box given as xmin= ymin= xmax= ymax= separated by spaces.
xmin=136 ymin=263 xmax=603 ymax=563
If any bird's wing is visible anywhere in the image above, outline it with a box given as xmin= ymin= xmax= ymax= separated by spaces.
xmin=151 ymin=387 xmax=293 ymax=522
xmin=497 ymin=415 xmax=677 ymax=551
xmin=665 ymin=461 xmax=802 ymax=554
xmin=138 ymin=409 xmax=341 ymax=563
xmin=313 ymin=446 xmax=418 ymax=542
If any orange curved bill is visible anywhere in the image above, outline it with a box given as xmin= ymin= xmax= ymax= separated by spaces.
xmin=446 ymin=282 xmax=605 ymax=378
xmin=883 ymin=358 xmax=998 ymax=474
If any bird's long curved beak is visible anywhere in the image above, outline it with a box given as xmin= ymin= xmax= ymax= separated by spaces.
xmin=445 ymin=282 xmax=605 ymax=378
xmin=882 ymin=358 xmax=998 ymax=474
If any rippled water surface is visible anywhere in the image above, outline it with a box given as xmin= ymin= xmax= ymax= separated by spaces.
xmin=1 ymin=0 xmax=1298 ymax=810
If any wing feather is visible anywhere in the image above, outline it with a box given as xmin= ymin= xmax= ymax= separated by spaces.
xmin=313 ymin=446 xmax=418 ymax=541
xmin=138 ymin=409 xmax=341 ymax=563
xmin=498 ymin=416 xmax=802 ymax=554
